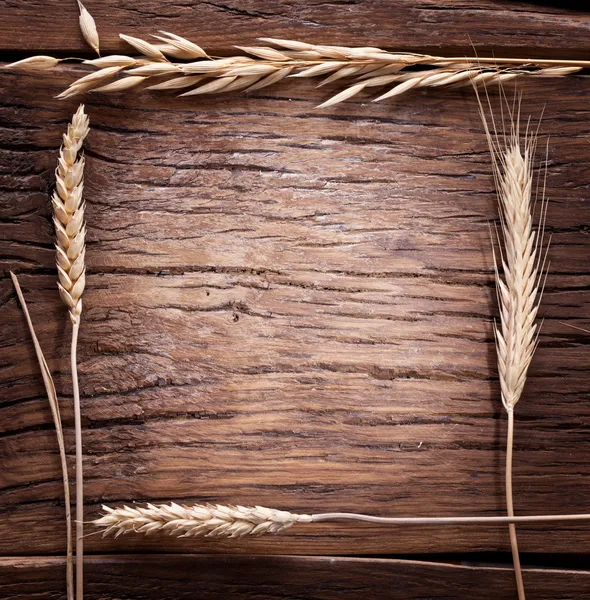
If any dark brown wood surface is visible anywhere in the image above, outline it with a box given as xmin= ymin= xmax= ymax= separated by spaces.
xmin=3 ymin=555 xmax=590 ymax=600
xmin=1 ymin=0 xmax=590 ymax=58
xmin=1 ymin=1 xmax=589 ymax=598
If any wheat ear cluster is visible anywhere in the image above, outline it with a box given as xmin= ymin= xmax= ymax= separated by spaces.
xmin=53 ymin=105 xmax=89 ymax=325
xmin=95 ymin=503 xmax=313 ymax=539
xmin=7 ymin=33 xmax=584 ymax=106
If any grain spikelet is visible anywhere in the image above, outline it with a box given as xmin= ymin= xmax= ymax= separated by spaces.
xmin=179 ymin=76 xmax=238 ymax=96
xmin=6 ymin=56 xmax=60 ymax=70
xmin=69 ymin=65 xmax=123 ymax=87
xmin=84 ymin=55 xmax=138 ymax=68
xmin=126 ymin=62 xmax=181 ymax=76
xmin=145 ymin=75 xmax=205 ymax=91
xmin=56 ymin=65 xmax=125 ymax=98
xmin=316 ymin=82 xmax=366 ymax=108
xmin=120 ymin=33 xmax=167 ymax=61
xmin=235 ymin=45 xmax=291 ymax=61
xmin=92 ymin=76 xmax=147 ymax=92
xmin=245 ymin=66 xmax=294 ymax=91
xmin=154 ymin=31 xmax=209 ymax=59
xmin=77 ymin=1 xmax=100 ymax=56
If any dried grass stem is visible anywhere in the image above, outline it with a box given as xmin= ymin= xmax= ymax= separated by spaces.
xmin=10 ymin=273 xmax=73 ymax=600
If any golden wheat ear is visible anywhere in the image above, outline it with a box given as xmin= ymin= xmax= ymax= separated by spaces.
xmin=477 ymin=85 xmax=549 ymax=600
xmin=54 ymin=104 xmax=89 ymax=325
xmin=95 ymin=503 xmax=313 ymax=539
xmin=10 ymin=272 xmax=73 ymax=600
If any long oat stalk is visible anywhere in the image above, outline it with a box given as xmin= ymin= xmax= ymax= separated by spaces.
xmin=95 ymin=503 xmax=590 ymax=539
xmin=6 ymin=33 xmax=584 ymax=106
xmin=478 ymin=91 xmax=549 ymax=600
xmin=10 ymin=273 xmax=73 ymax=600
xmin=53 ymin=104 xmax=90 ymax=600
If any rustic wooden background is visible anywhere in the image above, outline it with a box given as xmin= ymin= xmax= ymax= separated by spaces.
xmin=1 ymin=1 xmax=589 ymax=598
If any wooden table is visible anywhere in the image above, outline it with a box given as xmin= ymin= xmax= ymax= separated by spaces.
xmin=1 ymin=1 xmax=589 ymax=597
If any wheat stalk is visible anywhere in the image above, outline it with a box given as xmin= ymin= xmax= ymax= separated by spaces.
xmin=53 ymin=104 xmax=89 ymax=600
xmin=6 ymin=33 xmax=584 ymax=106
xmin=477 ymin=90 xmax=549 ymax=600
xmin=10 ymin=273 xmax=73 ymax=600
xmin=95 ymin=503 xmax=590 ymax=539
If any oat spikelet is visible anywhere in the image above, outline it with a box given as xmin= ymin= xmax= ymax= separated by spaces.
xmin=152 ymin=31 xmax=209 ymax=59
xmin=95 ymin=503 xmax=313 ymax=539
xmin=120 ymin=33 xmax=167 ymax=61
xmin=53 ymin=104 xmax=89 ymax=325
xmin=91 ymin=75 xmax=147 ymax=93
xmin=77 ymin=1 xmax=100 ymax=56
xmin=6 ymin=55 xmax=60 ymax=70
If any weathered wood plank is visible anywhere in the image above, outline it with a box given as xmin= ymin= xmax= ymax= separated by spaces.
xmin=2 ymin=555 xmax=590 ymax=600
xmin=1 ymin=64 xmax=589 ymax=557
xmin=0 ymin=0 xmax=589 ymax=57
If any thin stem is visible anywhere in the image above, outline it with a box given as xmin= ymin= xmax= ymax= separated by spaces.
xmin=71 ymin=320 xmax=83 ymax=600
xmin=60 ymin=421 xmax=74 ymax=600
xmin=311 ymin=512 xmax=590 ymax=525
xmin=435 ymin=56 xmax=590 ymax=68
xmin=10 ymin=273 xmax=73 ymax=600
xmin=507 ymin=408 xmax=526 ymax=600
xmin=177 ymin=57 xmax=590 ymax=69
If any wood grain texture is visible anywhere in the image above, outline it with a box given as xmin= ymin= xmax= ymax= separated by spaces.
xmin=0 ymin=0 xmax=589 ymax=57
xmin=1 ymin=61 xmax=589 ymax=559
xmin=1 ymin=5 xmax=590 ymax=600
xmin=2 ymin=555 xmax=590 ymax=600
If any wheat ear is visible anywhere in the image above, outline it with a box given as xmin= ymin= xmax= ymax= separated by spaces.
xmin=95 ymin=503 xmax=590 ymax=539
xmin=96 ymin=503 xmax=314 ymax=538
xmin=53 ymin=104 xmax=89 ymax=600
xmin=10 ymin=273 xmax=73 ymax=600
xmin=478 ymin=92 xmax=548 ymax=600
